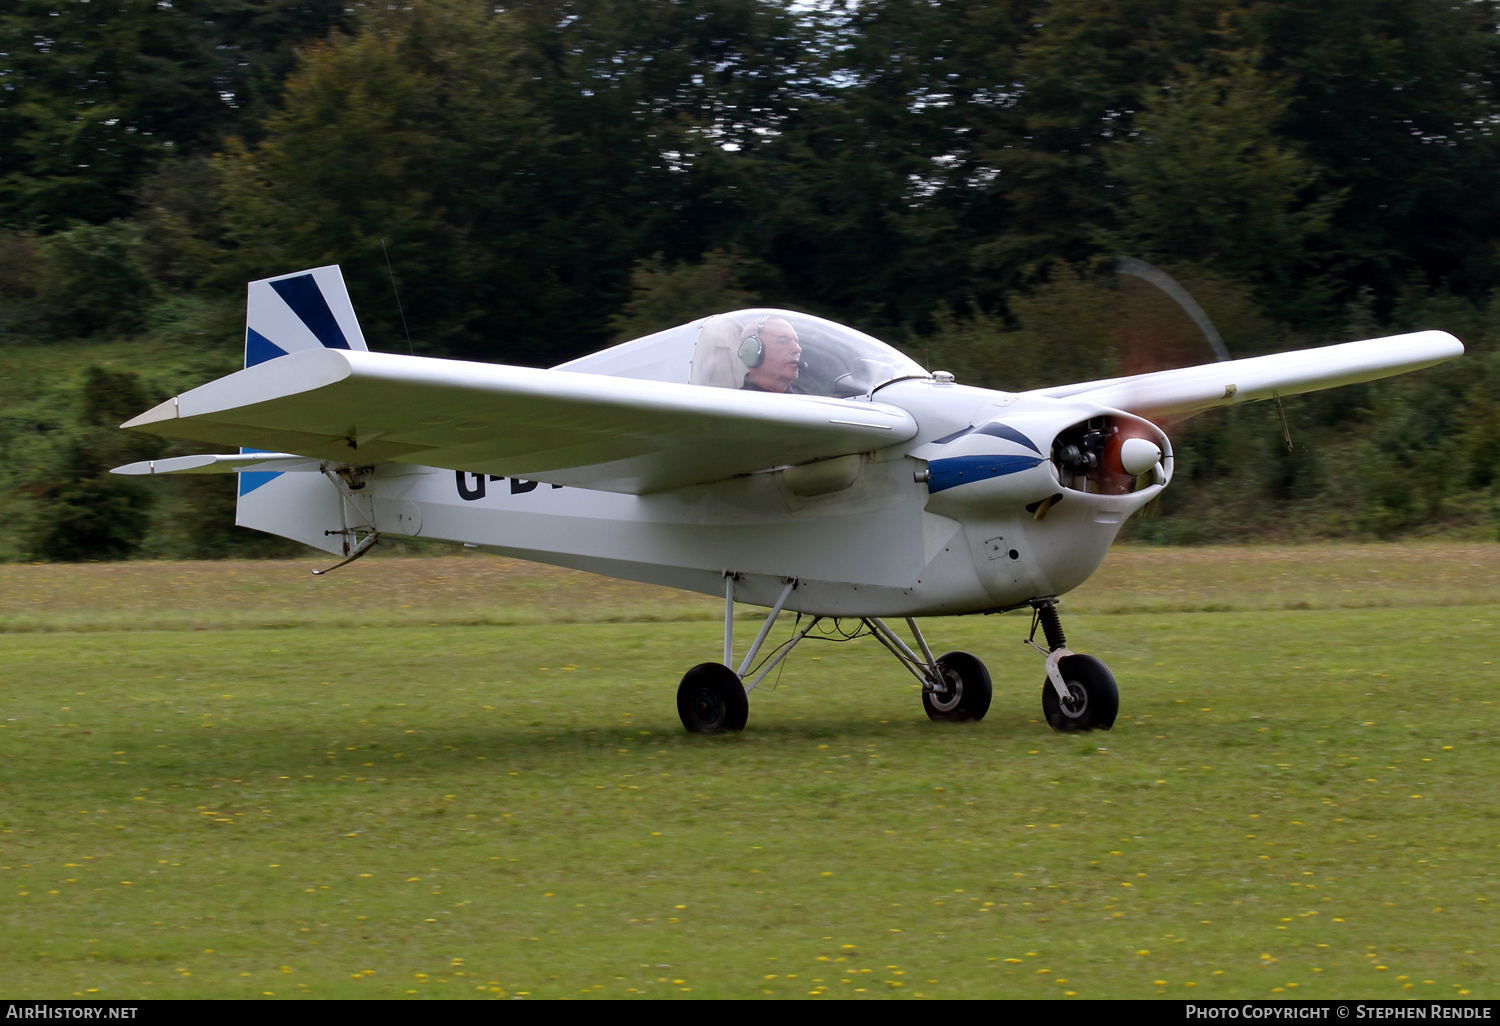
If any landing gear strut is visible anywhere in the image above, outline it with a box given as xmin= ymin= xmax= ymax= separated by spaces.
xmin=677 ymin=575 xmax=804 ymax=734
xmin=857 ymin=616 xmax=991 ymax=722
xmin=1029 ymin=598 xmax=1118 ymax=732
xmin=675 ymin=574 xmax=992 ymax=733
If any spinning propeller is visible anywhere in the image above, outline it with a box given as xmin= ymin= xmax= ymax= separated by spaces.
xmin=1114 ymin=257 xmax=1301 ymax=451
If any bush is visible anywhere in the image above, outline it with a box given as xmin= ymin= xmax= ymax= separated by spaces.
xmin=0 ymin=223 xmax=155 ymax=341
xmin=24 ymin=367 xmax=163 ymax=561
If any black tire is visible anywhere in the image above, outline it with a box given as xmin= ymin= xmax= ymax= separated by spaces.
xmin=1041 ymin=654 xmax=1119 ymax=731
xmin=676 ymin=662 xmax=749 ymax=733
xmin=922 ymin=650 xmax=992 ymax=722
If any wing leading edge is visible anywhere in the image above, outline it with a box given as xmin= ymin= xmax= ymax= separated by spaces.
xmin=122 ymin=348 xmax=918 ymax=494
xmin=1025 ymin=330 xmax=1463 ymax=422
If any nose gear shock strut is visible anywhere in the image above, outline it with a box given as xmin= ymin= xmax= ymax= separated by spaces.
xmin=1035 ymin=600 xmax=1067 ymax=651
xmin=1027 ymin=597 xmax=1079 ymax=710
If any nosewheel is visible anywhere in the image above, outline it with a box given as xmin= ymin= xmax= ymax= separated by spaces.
xmin=677 ymin=662 xmax=749 ymax=734
xmin=1041 ymin=654 xmax=1118 ymax=732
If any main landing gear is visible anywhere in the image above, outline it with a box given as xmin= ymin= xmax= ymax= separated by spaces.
xmin=1028 ymin=597 xmax=1118 ymax=732
xmin=673 ymin=580 xmax=1116 ymax=734
xmin=674 ymin=575 xmax=994 ymax=733
xmin=676 ymin=662 xmax=748 ymax=733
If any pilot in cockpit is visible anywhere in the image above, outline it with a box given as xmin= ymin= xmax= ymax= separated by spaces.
xmin=738 ymin=316 xmax=805 ymax=393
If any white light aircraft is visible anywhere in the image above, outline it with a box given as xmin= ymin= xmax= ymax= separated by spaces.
xmin=114 ymin=266 xmax=1463 ymax=733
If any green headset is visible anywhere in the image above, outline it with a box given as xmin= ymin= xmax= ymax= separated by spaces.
xmin=739 ymin=314 xmax=771 ymax=368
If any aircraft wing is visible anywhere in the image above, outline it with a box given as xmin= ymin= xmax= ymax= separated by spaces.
xmin=1023 ymin=330 xmax=1463 ymax=422
xmin=112 ymin=452 xmax=325 ymax=476
xmin=121 ymin=348 xmax=917 ymax=494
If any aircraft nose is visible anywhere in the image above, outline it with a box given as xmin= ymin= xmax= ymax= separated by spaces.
xmin=1118 ymin=437 xmax=1162 ymax=476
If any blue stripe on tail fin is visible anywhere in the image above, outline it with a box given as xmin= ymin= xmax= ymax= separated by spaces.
xmin=269 ymin=274 xmax=352 ymax=350
xmin=237 ymin=447 xmax=282 ymax=496
xmin=245 ymin=327 xmax=289 ymax=368
xmin=243 ymin=265 xmax=368 ymax=369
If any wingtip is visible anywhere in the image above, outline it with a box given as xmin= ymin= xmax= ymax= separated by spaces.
xmin=1432 ymin=329 xmax=1466 ymax=357
xmin=121 ymin=396 xmax=178 ymax=430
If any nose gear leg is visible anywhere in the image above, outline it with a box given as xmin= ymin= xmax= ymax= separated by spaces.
xmin=1026 ymin=597 xmax=1118 ymax=731
xmin=1027 ymin=598 xmax=1077 ymax=708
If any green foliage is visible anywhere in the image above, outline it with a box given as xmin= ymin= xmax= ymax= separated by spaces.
xmin=3 ymin=0 xmax=1500 ymax=557
xmin=607 ymin=250 xmax=764 ymax=342
xmin=25 ymin=367 xmax=162 ymax=561
xmin=131 ymin=157 xmax=233 ymax=291
xmin=973 ymin=0 xmax=1235 ymax=284
xmin=1106 ymin=53 xmax=1340 ymax=311
xmin=213 ymin=29 xmax=477 ymax=350
xmin=0 ymin=341 xmax=299 ymax=563
xmin=7 ymin=0 xmax=1500 ymax=339
xmin=213 ymin=0 xmax=809 ymax=363
xmin=1120 ymin=288 xmax=1500 ymax=543
xmin=912 ymin=263 xmax=1276 ymax=391
xmin=0 ymin=0 xmax=352 ymax=229
xmin=1249 ymin=0 xmax=1500 ymax=300
xmin=28 ymin=455 xmax=155 ymax=562
xmin=910 ymin=267 xmax=1122 ymax=392
xmin=0 ymin=222 xmax=154 ymax=340
xmin=0 ymin=229 xmax=48 ymax=339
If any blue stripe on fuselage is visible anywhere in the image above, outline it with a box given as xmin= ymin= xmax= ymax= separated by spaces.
xmin=926 ymin=453 xmax=1043 ymax=493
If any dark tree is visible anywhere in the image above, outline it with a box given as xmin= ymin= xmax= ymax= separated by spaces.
xmin=0 ymin=0 xmax=352 ymax=229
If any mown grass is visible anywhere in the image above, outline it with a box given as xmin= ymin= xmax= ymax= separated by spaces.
xmin=0 ymin=545 xmax=1496 ymax=1000
xmin=2 ymin=542 xmax=1496 ymax=633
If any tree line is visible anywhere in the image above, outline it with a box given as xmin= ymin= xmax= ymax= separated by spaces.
xmin=2 ymin=0 xmax=1498 ymax=559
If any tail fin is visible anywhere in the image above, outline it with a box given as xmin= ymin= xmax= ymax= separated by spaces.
xmin=238 ymin=265 xmax=370 ymax=554
xmin=244 ymin=265 xmax=369 ymax=368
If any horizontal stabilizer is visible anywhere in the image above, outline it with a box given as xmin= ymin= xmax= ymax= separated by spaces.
xmin=1026 ymin=331 xmax=1463 ymax=422
xmin=111 ymin=452 xmax=326 ymax=476
xmin=121 ymin=348 xmax=918 ymax=494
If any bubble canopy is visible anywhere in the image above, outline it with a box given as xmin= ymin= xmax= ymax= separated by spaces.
xmin=554 ymin=309 xmax=929 ymax=398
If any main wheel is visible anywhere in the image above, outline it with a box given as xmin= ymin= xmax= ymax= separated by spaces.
xmin=1041 ymin=654 xmax=1119 ymax=731
xmin=676 ymin=662 xmax=749 ymax=734
xmin=922 ymin=651 xmax=992 ymax=722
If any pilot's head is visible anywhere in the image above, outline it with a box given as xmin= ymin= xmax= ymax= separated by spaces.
xmin=741 ymin=316 xmax=802 ymax=393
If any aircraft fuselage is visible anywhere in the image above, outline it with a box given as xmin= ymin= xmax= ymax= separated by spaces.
xmin=243 ymin=379 xmax=1170 ymax=617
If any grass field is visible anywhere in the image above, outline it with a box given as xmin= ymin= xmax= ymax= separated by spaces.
xmin=1 ymin=544 xmax=1496 ymax=1000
